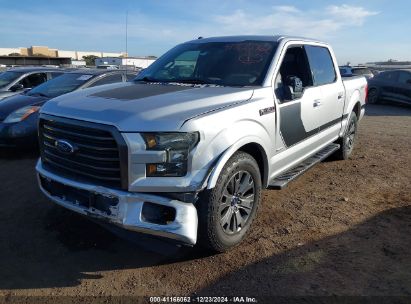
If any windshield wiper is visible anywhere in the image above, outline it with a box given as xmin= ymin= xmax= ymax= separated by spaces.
xmin=135 ymin=76 xmax=160 ymax=83
xmin=170 ymin=79 xmax=212 ymax=85
xmin=28 ymin=92 xmax=49 ymax=97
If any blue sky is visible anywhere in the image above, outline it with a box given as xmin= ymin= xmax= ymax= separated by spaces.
xmin=0 ymin=0 xmax=410 ymax=64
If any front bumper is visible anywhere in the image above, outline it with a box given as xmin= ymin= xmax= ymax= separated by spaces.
xmin=36 ymin=160 xmax=198 ymax=245
xmin=0 ymin=116 xmax=38 ymax=148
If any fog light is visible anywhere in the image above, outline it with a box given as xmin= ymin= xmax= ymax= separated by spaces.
xmin=141 ymin=202 xmax=176 ymax=225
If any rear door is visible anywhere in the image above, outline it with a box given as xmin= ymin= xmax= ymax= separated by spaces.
xmin=397 ymin=71 xmax=411 ymax=104
xmin=379 ymin=71 xmax=399 ymax=99
xmin=304 ymin=45 xmax=345 ymax=139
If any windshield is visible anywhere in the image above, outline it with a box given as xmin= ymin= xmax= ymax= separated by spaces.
xmin=27 ymin=73 xmax=94 ymax=98
xmin=0 ymin=71 xmax=23 ymax=89
xmin=135 ymin=41 xmax=278 ymax=87
xmin=352 ymin=68 xmax=372 ymax=75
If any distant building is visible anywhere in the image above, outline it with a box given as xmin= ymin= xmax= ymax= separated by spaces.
xmin=0 ymin=45 xmax=155 ymax=67
xmin=95 ymin=57 xmax=156 ymax=69
xmin=0 ymin=46 xmax=127 ymax=61
xmin=0 ymin=55 xmax=71 ymax=66
xmin=364 ymin=60 xmax=411 ymax=70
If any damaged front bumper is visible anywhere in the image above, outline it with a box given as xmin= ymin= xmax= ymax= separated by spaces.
xmin=36 ymin=160 xmax=198 ymax=245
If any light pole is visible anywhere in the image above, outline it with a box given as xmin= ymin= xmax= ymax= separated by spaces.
xmin=125 ymin=10 xmax=128 ymax=58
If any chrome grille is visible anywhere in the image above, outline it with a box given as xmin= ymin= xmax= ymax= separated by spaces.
xmin=39 ymin=115 xmax=128 ymax=189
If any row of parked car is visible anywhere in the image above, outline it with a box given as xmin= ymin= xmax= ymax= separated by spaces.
xmin=0 ymin=67 xmax=137 ymax=148
xmin=339 ymin=65 xmax=411 ymax=107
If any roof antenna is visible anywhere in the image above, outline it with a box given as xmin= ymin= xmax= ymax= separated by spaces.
xmin=197 ymin=36 xmax=203 ymax=39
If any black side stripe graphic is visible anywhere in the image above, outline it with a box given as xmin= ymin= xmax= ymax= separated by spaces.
xmin=319 ymin=117 xmax=344 ymax=131
xmin=279 ymin=102 xmax=343 ymax=147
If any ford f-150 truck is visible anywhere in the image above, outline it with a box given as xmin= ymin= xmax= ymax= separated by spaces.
xmin=36 ymin=35 xmax=367 ymax=252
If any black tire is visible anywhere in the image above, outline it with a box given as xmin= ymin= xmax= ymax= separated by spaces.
xmin=334 ymin=111 xmax=358 ymax=160
xmin=197 ymin=151 xmax=262 ymax=252
xmin=368 ymin=88 xmax=379 ymax=104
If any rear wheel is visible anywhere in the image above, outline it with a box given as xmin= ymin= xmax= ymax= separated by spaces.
xmin=368 ymin=88 xmax=379 ymax=104
xmin=197 ymin=151 xmax=262 ymax=252
xmin=334 ymin=111 xmax=358 ymax=160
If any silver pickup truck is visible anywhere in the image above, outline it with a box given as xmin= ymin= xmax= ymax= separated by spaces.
xmin=36 ymin=35 xmax=367 ymax=252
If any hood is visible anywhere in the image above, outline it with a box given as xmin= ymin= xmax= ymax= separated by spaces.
xmin=0 ymin=90 xmax=18 ymax=100
xmin=0 ymin=94 xmax=48 ymax=121
xmin=40 ymin=82 xmax=254 ymax=131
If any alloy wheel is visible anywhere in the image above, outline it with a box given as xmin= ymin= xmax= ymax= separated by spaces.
xmin=219 ymin=170 xmax=255 ymax=234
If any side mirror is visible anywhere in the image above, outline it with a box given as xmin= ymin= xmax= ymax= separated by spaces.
xmin=9 ymin=83 xmax=24 ymax=92
xmin=285 ymin=76 xmax=303 ymax=99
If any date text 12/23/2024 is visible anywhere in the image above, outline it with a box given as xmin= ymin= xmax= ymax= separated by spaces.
xmin=149 ymin=296 xmax=258 ymax=303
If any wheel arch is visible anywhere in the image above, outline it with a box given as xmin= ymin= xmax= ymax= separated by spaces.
xmin=206 ymin=139 xmax=269 ymax=190
xmin=352 ymin=100 xmax=361 ymax=118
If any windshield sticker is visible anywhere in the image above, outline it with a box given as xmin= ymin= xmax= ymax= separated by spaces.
xmin=225 ymin=42 xmax=273 ymax=64
xmin=77 ymin=75 xmax=93 ymax=81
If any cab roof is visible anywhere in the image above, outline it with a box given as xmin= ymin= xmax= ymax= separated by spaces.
xmin=185 ymin=35 xmax=325 ymax=45
xmin=65 ymin=69 xmax=133 ymax=75
xmin=6 ymin=67 xmax=63 ymax=73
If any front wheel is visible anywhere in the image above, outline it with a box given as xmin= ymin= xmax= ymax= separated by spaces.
xmin=334 ymin=111 xmax=358 ymax=160
xmin=197 ymin=151 xmax=262 ymax=252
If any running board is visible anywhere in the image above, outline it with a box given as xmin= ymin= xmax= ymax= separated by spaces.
xmin=268 ymin=143 xmax=340 ymax=190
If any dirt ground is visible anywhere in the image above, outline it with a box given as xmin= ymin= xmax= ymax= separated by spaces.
xmin=0 ymin=104 xmax=410 ymax=302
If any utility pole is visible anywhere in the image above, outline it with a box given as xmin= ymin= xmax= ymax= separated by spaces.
xmin=125 ymin=10 xmax=128 ymax=58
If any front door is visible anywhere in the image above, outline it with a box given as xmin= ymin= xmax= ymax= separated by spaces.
xmin=272 ymin=45 xmax=324 ymax=171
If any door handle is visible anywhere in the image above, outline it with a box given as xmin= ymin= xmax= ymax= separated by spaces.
xmin=337 ymin=92 xmax=344 ymax=100
xmin=313 ymin=100 xmax=322 ymax=107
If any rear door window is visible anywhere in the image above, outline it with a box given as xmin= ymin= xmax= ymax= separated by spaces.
xmin=379 ymin=71 xmax=399 ymax=82
xmin=398 ymin=72 xmax=411 ymax=84
xmin=305 ymin=46 xmax=336 ymax=86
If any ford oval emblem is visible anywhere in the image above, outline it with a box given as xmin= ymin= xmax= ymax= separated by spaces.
xmin=55 ymin=140 xmax=77 ymax=155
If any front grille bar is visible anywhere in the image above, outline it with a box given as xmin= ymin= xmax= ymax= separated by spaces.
xmin=39 ymin=114 xmax=129 ymax=190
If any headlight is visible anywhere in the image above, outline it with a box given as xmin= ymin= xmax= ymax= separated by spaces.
xmin=141 ymin=132 xmax=199 ymax=177
xmin=4 ymin=105 xmax=40 ymax=123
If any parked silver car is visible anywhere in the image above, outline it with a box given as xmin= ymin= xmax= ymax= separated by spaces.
xmin=36 ymin=36 xmax=367 ymax=252
xmin=0 ymin=67 xmax=64 ymax=100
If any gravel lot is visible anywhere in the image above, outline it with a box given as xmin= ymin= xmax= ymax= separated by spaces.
xmin=0 ymin=104 xmax=410 ymax=302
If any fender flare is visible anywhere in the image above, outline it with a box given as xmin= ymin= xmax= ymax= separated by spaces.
xmin=206 ymin=136 xmax=269 ymax=190
xmin=348 ymin=89 xmax=361 ymax=114
xmin=340 ymin=90 xmax=361 ymax=137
